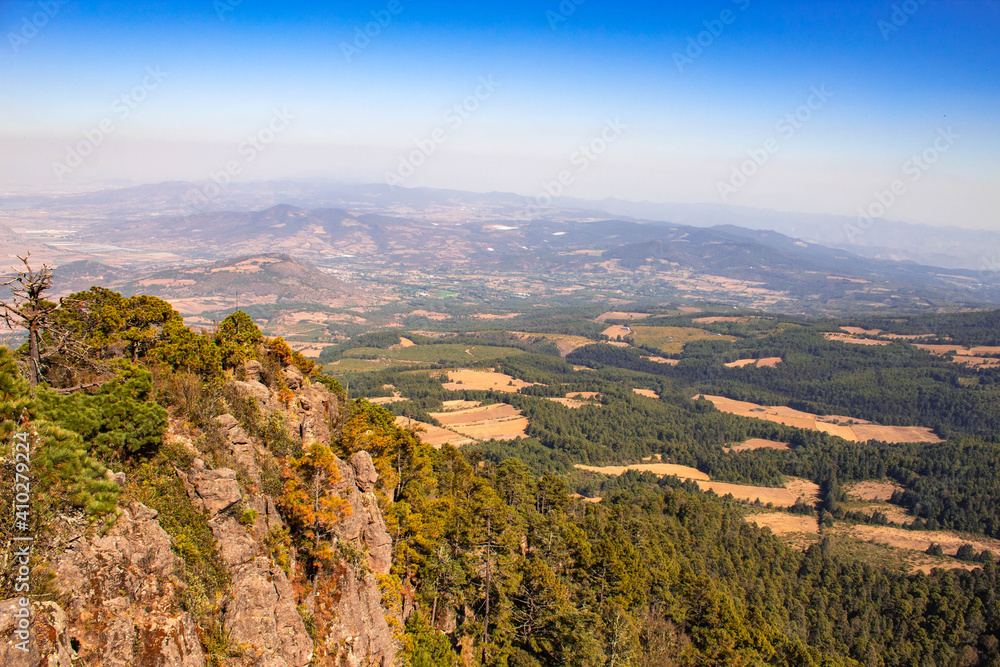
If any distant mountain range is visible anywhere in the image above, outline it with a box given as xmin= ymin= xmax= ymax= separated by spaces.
xmin=15 ymin=179 xmax=996 ymax=272
xmin=51 ymin=254 xmax=365 ymax=308
xmin=70 ymin=201 xmax=1000 ymax=311
xmin=3 ymin=180 xmax=999 ymax=315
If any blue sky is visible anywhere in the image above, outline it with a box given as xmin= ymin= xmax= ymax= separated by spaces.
xmin=1 ymin=0 xmax=997 ymax=228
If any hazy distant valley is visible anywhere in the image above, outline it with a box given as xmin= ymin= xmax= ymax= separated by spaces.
xmin=3 ymin=181 xmax=1000 ymax=354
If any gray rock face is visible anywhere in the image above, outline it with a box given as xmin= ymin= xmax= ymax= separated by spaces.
xmin=0 ymin=502 xmax=207 ymax=667
xmin=214 ymin=413 xmax=263 ymax=484
xmin=188 ymin=467 xmax=242 ymax=516
xmin=311 ymin=450 xmax=397 ymax=666
xmin=223 ymin=557 xmax=314 ymax=667
xmin=231 ymin=378 xmax=272 ymax=405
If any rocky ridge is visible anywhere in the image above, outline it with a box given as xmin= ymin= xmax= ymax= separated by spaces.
xmin=1 ymin=361 xmax=396 ymax=666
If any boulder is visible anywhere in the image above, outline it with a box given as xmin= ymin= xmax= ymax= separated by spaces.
xmin=187 ymin=467 xmax=242 ymax=516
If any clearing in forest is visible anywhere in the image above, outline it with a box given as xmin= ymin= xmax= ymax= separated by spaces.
xmin=601 ymin=324 xmax=633 ymax=340
xmin=643 ymin=356 xmax=679 ymax=365
xmin=428 ymin=403 xmax=529 ymax=441
xmin=629 ymin=326 xmax=735 ymax=355
xmin=596 ymin=311 xmax=653 ymax=322
xmin=831 ymin=524 xmax=1000 ymax=563
xmin=726 ymin=438 xmax=790 ymax=452
xmin=547 ymin=392 xmax=602 ymax=409
xmin=394 ymin=416 xmax=476 ymax=448
xmin=510 ymin=332 xmax=597 ymax=356
xmin=632 ymin=388 xmax=660 ymax=399
xmin=575 ymin=464 xmax=818 ymax=508
xmin=441 ymin=368 xmax=540 ymax=392
xmin=745 ymin=513 xmax=820 ymax=549
xmin=693 ymin=316 xmax=751 ymax=324
xmin=824 ymin=332 xmax=891 ymax=346
xmin=697 ymin=394 xmax=942 ymax=443
xmin=724 ymin=357 xmax=782 ymax=368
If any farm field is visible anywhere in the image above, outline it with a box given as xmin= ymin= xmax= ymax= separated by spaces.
xmin=343 ymin=343 xmax=522 ymax=365
xmin=824 ymin=332 xmax=891 ymax=345
xmin=576 ymin=463 xmax=818 ymax=508
xmin=745 ymin=513 xmax=820 ymax=550
xmin=546 ymin=395 xmax=601 ymax=409
xmin=575 ymin=462 xmax=710 ymax=481
xmin=628 ymin=325 xmax=735 ymax=354
xmin=697 ymin=394 xmax=942 ymax=443
xmin=632 ymin=388 xmax=660 ymax=399
xmin=395 ymin=416 xmax=476 ymax=448
xmin=727 ymin=438 xmax=790 ymax=452
xmin=511 ymin=332 xmax=597 ymax=356
xmin=428 ymin=403 xmax=530 ymax=441
xmin=595 ymin=311 xmax=653 ymax=322
xmin=600 ymin=324 xmax=633 ymax=340
xmin=440 ymin=368 xmax=540 ymax=392
xmin=830 ymin=524 xmax=1000 ymax=563
xmin=724 ymin=357 xmax=783 ymax=368
xmin=643 ymin=356 xmax=678 ymax=364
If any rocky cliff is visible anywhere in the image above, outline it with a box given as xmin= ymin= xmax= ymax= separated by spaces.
xmin=1 ymin=362 xmax=397 ymax=666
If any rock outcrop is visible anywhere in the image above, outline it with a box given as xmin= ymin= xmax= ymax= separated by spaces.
xmin=0 ymin=502 xmax=206 ymax=666
xmin=0 ymin=362 xmax=395 ymax=667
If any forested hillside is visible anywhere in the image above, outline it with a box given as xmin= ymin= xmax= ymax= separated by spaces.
xmin=3 ymin=264 xmax=1000 ymax=665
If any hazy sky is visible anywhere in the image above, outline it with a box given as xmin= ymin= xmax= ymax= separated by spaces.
xmin=1 ymin=0 xmax=998 ymax=229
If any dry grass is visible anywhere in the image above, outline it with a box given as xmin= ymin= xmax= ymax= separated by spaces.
xmin=601 ymin=324 xmax=633 ymax=339
xmin=577 ymin=461 xmax=816 ymax=509
xmin=596 ymin=311 xmax=652 ymax=322
xmin=575 ymin=463 xmax=710 ymax=481
xmin=428 ymin=403 xmax=530 ymax=441
xmin=366 ymin=391 xmax=404 ymax=405
xmin=693 ymin=316 xmax=751 ymax=324
xmin=511 ymin=332 xmax=597 ymax=356
xmin=439 ymin=399 xmax=482 ymax=411
xmin=441 ymin=369 xmax=539 ymax=392
xmin=629 ymin=325 xmax=735 ymax=355
xmin=725 ymin=359 xmax=758 ymax=368
xmin=395 ymin=416 xmax=476 ymax=448
xmin=698 ymin=394 xmax=942 ymax=443
xmin=547 ymin=397 xmax=599 ymax=409
xmin=632 ymin=388 xmax=660 ymax=399
xmin=834 ymin=524 xmax=1000 ymax=561
xmin=643 ymin=356 xmax=679 ymax=365
xmin=845 ymin=480 xmax=901 ymax=502
xmin=745 ymin=513 xmax=820 ymax=550
xmin=756 ymin=357 xmax=782 ymax=367
xmin=406 ymin=309 xmax=451 ymax=320
xmin=727 ymin=438 xmax=790 ymax=452
xmin=824 ymin=332 xmax=891 ymax=346
xmin=472 ymin=313 xmax=521 ymax=320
